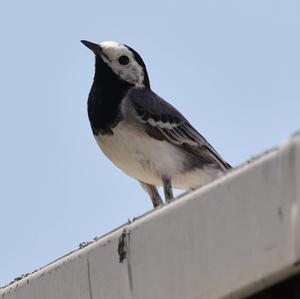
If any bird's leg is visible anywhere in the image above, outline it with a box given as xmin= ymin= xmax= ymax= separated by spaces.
xmin=162 ymin=176 xmax=174 ymax=203
xmin=139 ymin=181 xmax=163 ymax=208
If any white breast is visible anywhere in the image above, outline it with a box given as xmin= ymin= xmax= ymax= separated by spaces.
xmin=95 ymin=121 xmax=185 ymax=186
xmin=94 ymin=121 xmax=222 ymax=189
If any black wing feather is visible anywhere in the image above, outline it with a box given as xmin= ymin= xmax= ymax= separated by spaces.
xmin=127 ymin=88 xmax=231 ymax=171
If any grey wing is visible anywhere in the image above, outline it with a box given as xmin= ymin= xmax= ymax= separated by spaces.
xmin=127 ymin=88 xmax=231 ymax=171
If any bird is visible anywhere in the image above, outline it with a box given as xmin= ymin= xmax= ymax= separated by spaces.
xmin=81 ymin=40 xmax=231 ymax=208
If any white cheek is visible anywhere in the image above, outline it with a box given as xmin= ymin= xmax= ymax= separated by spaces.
xmin=118 ymin=65 xmax=143 ymax=86
xmin=102 ymin=53 xmax=145 ymax=87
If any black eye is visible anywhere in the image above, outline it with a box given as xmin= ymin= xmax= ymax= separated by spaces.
xmin=118 ymin=55 xmax=130 ymax=65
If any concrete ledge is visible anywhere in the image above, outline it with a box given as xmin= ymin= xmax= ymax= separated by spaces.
xmin=1 ymin=133 xmax=300 ymax=299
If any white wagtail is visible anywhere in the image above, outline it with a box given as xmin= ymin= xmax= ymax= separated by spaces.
xmin=81 ymin=40 xmax=231 ymax=207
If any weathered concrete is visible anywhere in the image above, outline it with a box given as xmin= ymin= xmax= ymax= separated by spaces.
xmin=1 ymin=133 xmax=300 ymax=299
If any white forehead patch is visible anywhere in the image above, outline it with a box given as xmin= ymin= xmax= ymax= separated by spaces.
xmin=99 ymin=41 xmax=145 ymax=87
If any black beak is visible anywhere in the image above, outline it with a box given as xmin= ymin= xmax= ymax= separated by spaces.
xmin=81 ymin=40 xmax=102 ymax=55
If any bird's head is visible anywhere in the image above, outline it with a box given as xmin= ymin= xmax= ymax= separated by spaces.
xmin=81 ymin=40 xmax=150 ymax=89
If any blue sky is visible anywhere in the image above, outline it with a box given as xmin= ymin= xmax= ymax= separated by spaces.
xmin=0 ymin=0 xmax=299 ymax=286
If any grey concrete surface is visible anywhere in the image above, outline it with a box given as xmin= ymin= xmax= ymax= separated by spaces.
xmin=1 ymin=134 xmax=300 ymax=299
